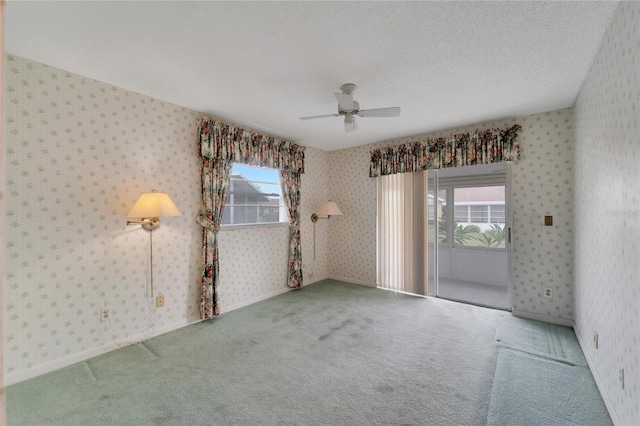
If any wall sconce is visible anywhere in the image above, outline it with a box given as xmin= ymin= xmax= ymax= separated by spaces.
xmin=311 ymin=201 xmax=343 ymax=223
xmin=311 ymin=201 xmax=342 ymax=259
xmin=126 ymin=190 xmax=181 ymax=297
xmin=126 ymin=190 xmax=182 ymax=231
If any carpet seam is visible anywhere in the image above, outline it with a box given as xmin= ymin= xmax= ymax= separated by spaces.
xmin=141 ymin=342 xmax=160 ymax=359
xmin=484 ymin=331 xmax=504 ymax=425
xmin=544 ymin=323 xmax=555 ymax=358
xmin=496 ymin=345 xmax=578 ymax=367
xmin=83 ymin=361 xmax=99 ymax=382
xmin=487 ymin=347 xmax=608 ymax=426
xmin=496 ymin=317 xmax=586 ymax=366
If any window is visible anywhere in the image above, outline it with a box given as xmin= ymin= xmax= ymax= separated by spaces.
xmin=221 ymin=164 xmax=287 ymax=226
xmin=446 ymin=185 xmax=506 ymax=249
xmin=489 ymin=205 xmax=505 ymax=223
xmin=469 ymin=205 xmax=488 ymax=223
xmin=454 ymin=205 xmax=469 ymax=223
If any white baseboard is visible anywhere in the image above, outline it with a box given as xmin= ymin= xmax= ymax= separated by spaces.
xmin=304 ymin=275 xmax=330 ymax=285
xmin=4 ymin=317 xmax=202 ymax=386
xmin=328 ymin=275 xmax=377 ymax=288
xmin=511 ymin=308 xmax=573 ymax=327
xmin=6 ymin=283 xmax=323 ymax=386
xmin=219 ymin=287 xmax=292 ymax=314
xmin=573 ymin=322 xmax=620 ymax=425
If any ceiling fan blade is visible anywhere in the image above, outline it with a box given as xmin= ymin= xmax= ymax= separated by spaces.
xmin=299 ymin=113 xmax=340 ymax=120
xmin=344 ymin=115 xmax=358 ymax=133
xmin=358 ymin=107 xmax=401 ymax=118
xmin=335 ymin=92 xmax=354 ymax=111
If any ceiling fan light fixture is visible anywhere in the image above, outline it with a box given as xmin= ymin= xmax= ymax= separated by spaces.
xmin=299 ymin=83 xmax=401 ymax=133
xmin=344 ymin=114 xmax=358 ymax=133
xmin=344 ymin=114 xmax=353 ymax=124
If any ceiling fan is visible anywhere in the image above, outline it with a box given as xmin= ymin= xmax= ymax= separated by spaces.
xmin=299 ymin=84 xmax=401 ymax=133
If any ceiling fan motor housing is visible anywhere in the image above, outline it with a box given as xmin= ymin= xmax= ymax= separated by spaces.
xmin=339 ymin=100 xmax=359 ymax=115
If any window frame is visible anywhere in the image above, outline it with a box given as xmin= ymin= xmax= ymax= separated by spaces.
xmin=220 ymin=164 xmax=288 ymax=229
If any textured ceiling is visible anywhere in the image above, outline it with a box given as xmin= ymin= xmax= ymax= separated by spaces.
xmin=5 ymin=1 xmax=617 ymax=151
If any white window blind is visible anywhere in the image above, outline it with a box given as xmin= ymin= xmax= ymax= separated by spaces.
xmin=376 ymin=172 xmax=428 ymax=295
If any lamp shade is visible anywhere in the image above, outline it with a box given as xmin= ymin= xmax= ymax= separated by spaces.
xmin=317 ymin=201 xmax=342 ymax=217
xmin=126 ymin=191 xmax=181 ymax=218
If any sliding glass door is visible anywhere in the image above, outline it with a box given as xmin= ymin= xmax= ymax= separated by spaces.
xmin=427 ymin=170 xmax=439 ymax=297
xmin=379 ymin=163 xmax=512 ymax=311
xmin=430 ymin=163 xmax=511 ymax=310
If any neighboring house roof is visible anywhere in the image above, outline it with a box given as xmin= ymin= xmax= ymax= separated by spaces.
xmin=229 ymin=173 xmax=273 ymax=204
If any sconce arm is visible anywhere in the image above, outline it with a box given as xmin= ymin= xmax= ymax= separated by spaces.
xmin=312 ymin=213 xmax=335 ymax=223
xmin=127 ymin=217 xmax=160 ymax=232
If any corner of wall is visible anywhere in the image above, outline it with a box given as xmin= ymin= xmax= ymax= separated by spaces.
xmin=572 ymin=2 xmax=640 ymax=423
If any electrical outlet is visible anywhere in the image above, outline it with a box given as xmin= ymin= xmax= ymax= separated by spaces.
xmin=156 ymin=295 xmax=165 ymax=308
xmin=593 ymin=331 xmax=599 ymax=349
xmin=543 ymin=287 xmax=552 ymax=298
xmin=101 ymin=309 xmax=110 ymax=322
xmin=544 ymin=215 xmax=553 ymax=226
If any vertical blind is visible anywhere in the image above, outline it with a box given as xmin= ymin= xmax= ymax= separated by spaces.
xmin=377 ymin=172 xmax=428 ymax=295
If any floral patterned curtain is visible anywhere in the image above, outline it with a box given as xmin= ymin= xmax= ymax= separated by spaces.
xmin=198 ymin=118 xmax=305 ymax=173
xmin=280 ymin=171 xmax=303 ymax=288
xmin=197 ymin=117 xmax=305 ymax=318
xmin=370 ymin=124 xmax=521 ymax=177
xmin=196 ymin=157 xmax=232 ymax=318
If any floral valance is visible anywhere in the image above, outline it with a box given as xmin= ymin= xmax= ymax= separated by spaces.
xmin=198 ymin=117 xmax=305 ymax=173
xmin=369 ymin=124 xmax=521 ymax=177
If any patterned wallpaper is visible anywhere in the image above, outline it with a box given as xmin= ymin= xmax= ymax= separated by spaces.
xmin=328 ymin=148 xmax=377 ymax=285
xmin=328 ymin=108 xmax=576 ymax=321
xmin=573 ymin=1 xmax=639 ymax=424
xmin=218 ymin=226 xmax=290 ymax=311
xmin=300 ymin=146 xmax=332 ymax=284
xmin=3 ymin=55 xmax=203 ymax=382
xmin=4 ymin=10 xmax=637 ymax=424
xmin=3 ymin=55 xmax=332 ymax=382
xmin=217 ymin=145 xmax=331 ymax=312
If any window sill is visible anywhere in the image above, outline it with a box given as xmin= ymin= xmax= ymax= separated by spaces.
xmin=220 ymin=222 xmax=289 ymax=231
